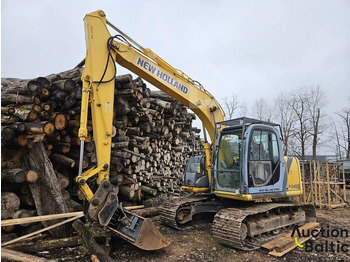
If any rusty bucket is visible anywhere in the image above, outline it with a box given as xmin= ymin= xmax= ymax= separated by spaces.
xmin=107 ymin=210 xmax=170 ymax=250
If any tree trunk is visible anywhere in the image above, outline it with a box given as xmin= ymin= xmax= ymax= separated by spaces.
xmin=21 ymin=142 xmax=68 ymax=238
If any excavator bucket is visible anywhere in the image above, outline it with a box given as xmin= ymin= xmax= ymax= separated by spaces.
xmin=107 ymin=210 xmax=170 ymax=250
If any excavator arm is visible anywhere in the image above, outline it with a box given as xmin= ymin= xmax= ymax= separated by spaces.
xmin=75 ymin=9 xmax=224 ymax=249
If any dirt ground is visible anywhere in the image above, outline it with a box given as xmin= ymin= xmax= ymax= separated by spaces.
xmin=16 ymin=188 xmax=350 ymax=262
xmin=110 ymin=205 xmax=350 ymax=262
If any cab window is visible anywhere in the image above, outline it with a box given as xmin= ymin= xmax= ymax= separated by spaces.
xmin=249 ymin=129 xmax=280 ymax=187
xmin=217 ymin=132 xmax=241 ymax=189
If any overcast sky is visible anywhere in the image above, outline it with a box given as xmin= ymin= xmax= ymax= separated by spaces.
xmin=2 ymin=0 xmax=350 ymax=149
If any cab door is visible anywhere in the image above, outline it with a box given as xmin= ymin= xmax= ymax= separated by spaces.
xmin=247 ymin=127 xmax=284 ymax=195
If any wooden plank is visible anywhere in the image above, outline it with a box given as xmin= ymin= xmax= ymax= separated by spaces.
xmin=302 ymin=163 xmax=306 ymax=202
xmin=317 ymin=162 xmax=322 ymax=209
xmin=268 ymin=232 xmax=317 ymax=257
xmin=124 ymin=205 xmax=145 ymax=210
xmin=1 ymin=211 xmax=84 ymax=227
xmin=342 ymin=163 xmax=347 ymax=202
xmin=1 ymin=206 xmax=144 ymax=227
xmin=309 ymin=161 xmax=314 ymax=204
xmin=261 ymin=222 xmax=320 ymax=255
xmin=1 ymin=214 xmax=83 ymax=247
xmin=326 ymin=162 xmax=331 ymax=210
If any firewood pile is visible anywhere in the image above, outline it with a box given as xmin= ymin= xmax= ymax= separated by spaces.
xmin=1 ymin=67 xmax=203 ymax=240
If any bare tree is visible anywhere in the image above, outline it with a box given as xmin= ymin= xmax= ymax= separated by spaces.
xmin=333 ymin=119 xmax=343 ymax=159
xmin=335 ymin=105 xmax=350 ymax=159
xmin=273 ymin=93 xmax=296 ymax=155
xmin=251 ymin=98 xmax=271 ymax=121
xmin=239 ymin=100 xmax=248 ymax=117
xmin=223 ymin=94 xmax=239 ymax=120
xmin=289 ymin=88 xmax=311 ymax=160
xmin=305 ymin=86 xmax=328 ymax=160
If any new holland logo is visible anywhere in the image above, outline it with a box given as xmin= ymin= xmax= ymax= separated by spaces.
xmin=136 ymin=57 xmax=189 ymax=95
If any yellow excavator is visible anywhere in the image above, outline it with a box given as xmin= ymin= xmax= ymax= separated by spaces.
xmin=76 ymin=10 xmax=316 ymax=251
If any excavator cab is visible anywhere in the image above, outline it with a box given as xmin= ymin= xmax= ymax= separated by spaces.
xmin=184 ymin=118 xmax=303 ymax=201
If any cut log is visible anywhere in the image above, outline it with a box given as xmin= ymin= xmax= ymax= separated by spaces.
xmin=21 ymin=142 xmax=68 ymax=238
xmin=115 ymin=74 xmax=132 ymax=84
xmin=2 ymin=115 xmax=15 ymax=124
xmin=1 ymin=94 xmax=36 ymax=106
xmin=1 ymin=248 xmax=57 ymax=262
xmin=1 ymin=168 xmax=27 ymax=183
xmin=51 ymin=112 xmax=67 ymax=130
xmin=26 ymin=170 xmax=39 ymax=183
xmin=55 ymin=79 xmax=76 ymax=93
xmin=57 ymin=173 xmax=70 ymax=189
xmin=141 ymin=186 xmax=157 ymax=196
xmin=133 ymin=207 xmax=159 ymax=217
xmin=1 ymin=126 xmax=15 ymax=141
xmin=27 ymin=80 xmax=43 ymax=92
xmin=23 ymin=121 xmax=55 ymax=135
xmin=1 ymin=106 xmax=16 ymax=115
xmin=5 ymin=235 xmax=83 ymax=253
xmin=119 ymin=185 xmax=135 ymax=200
xmin=1 ymin=192 xmax=21 ymax=219
xmin=111 ymin=141 xmax=129 ymax=149
xmin=50 ymin=153 xmax=75 ymax=168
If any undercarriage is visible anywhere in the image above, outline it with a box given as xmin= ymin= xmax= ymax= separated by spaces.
xmin=160 ymin=194 xmax=316 ymax=250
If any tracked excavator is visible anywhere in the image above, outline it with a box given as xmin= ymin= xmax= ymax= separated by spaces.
xmin=76 ymin=10 xmax=316 ymax=251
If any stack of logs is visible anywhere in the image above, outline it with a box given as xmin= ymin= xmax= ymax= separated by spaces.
xmin=1 ymin=68 xmax=203 ymax=239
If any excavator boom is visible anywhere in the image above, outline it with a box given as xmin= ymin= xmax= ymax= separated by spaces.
xmin=75 ymin=10 xmax=170 ymax=251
